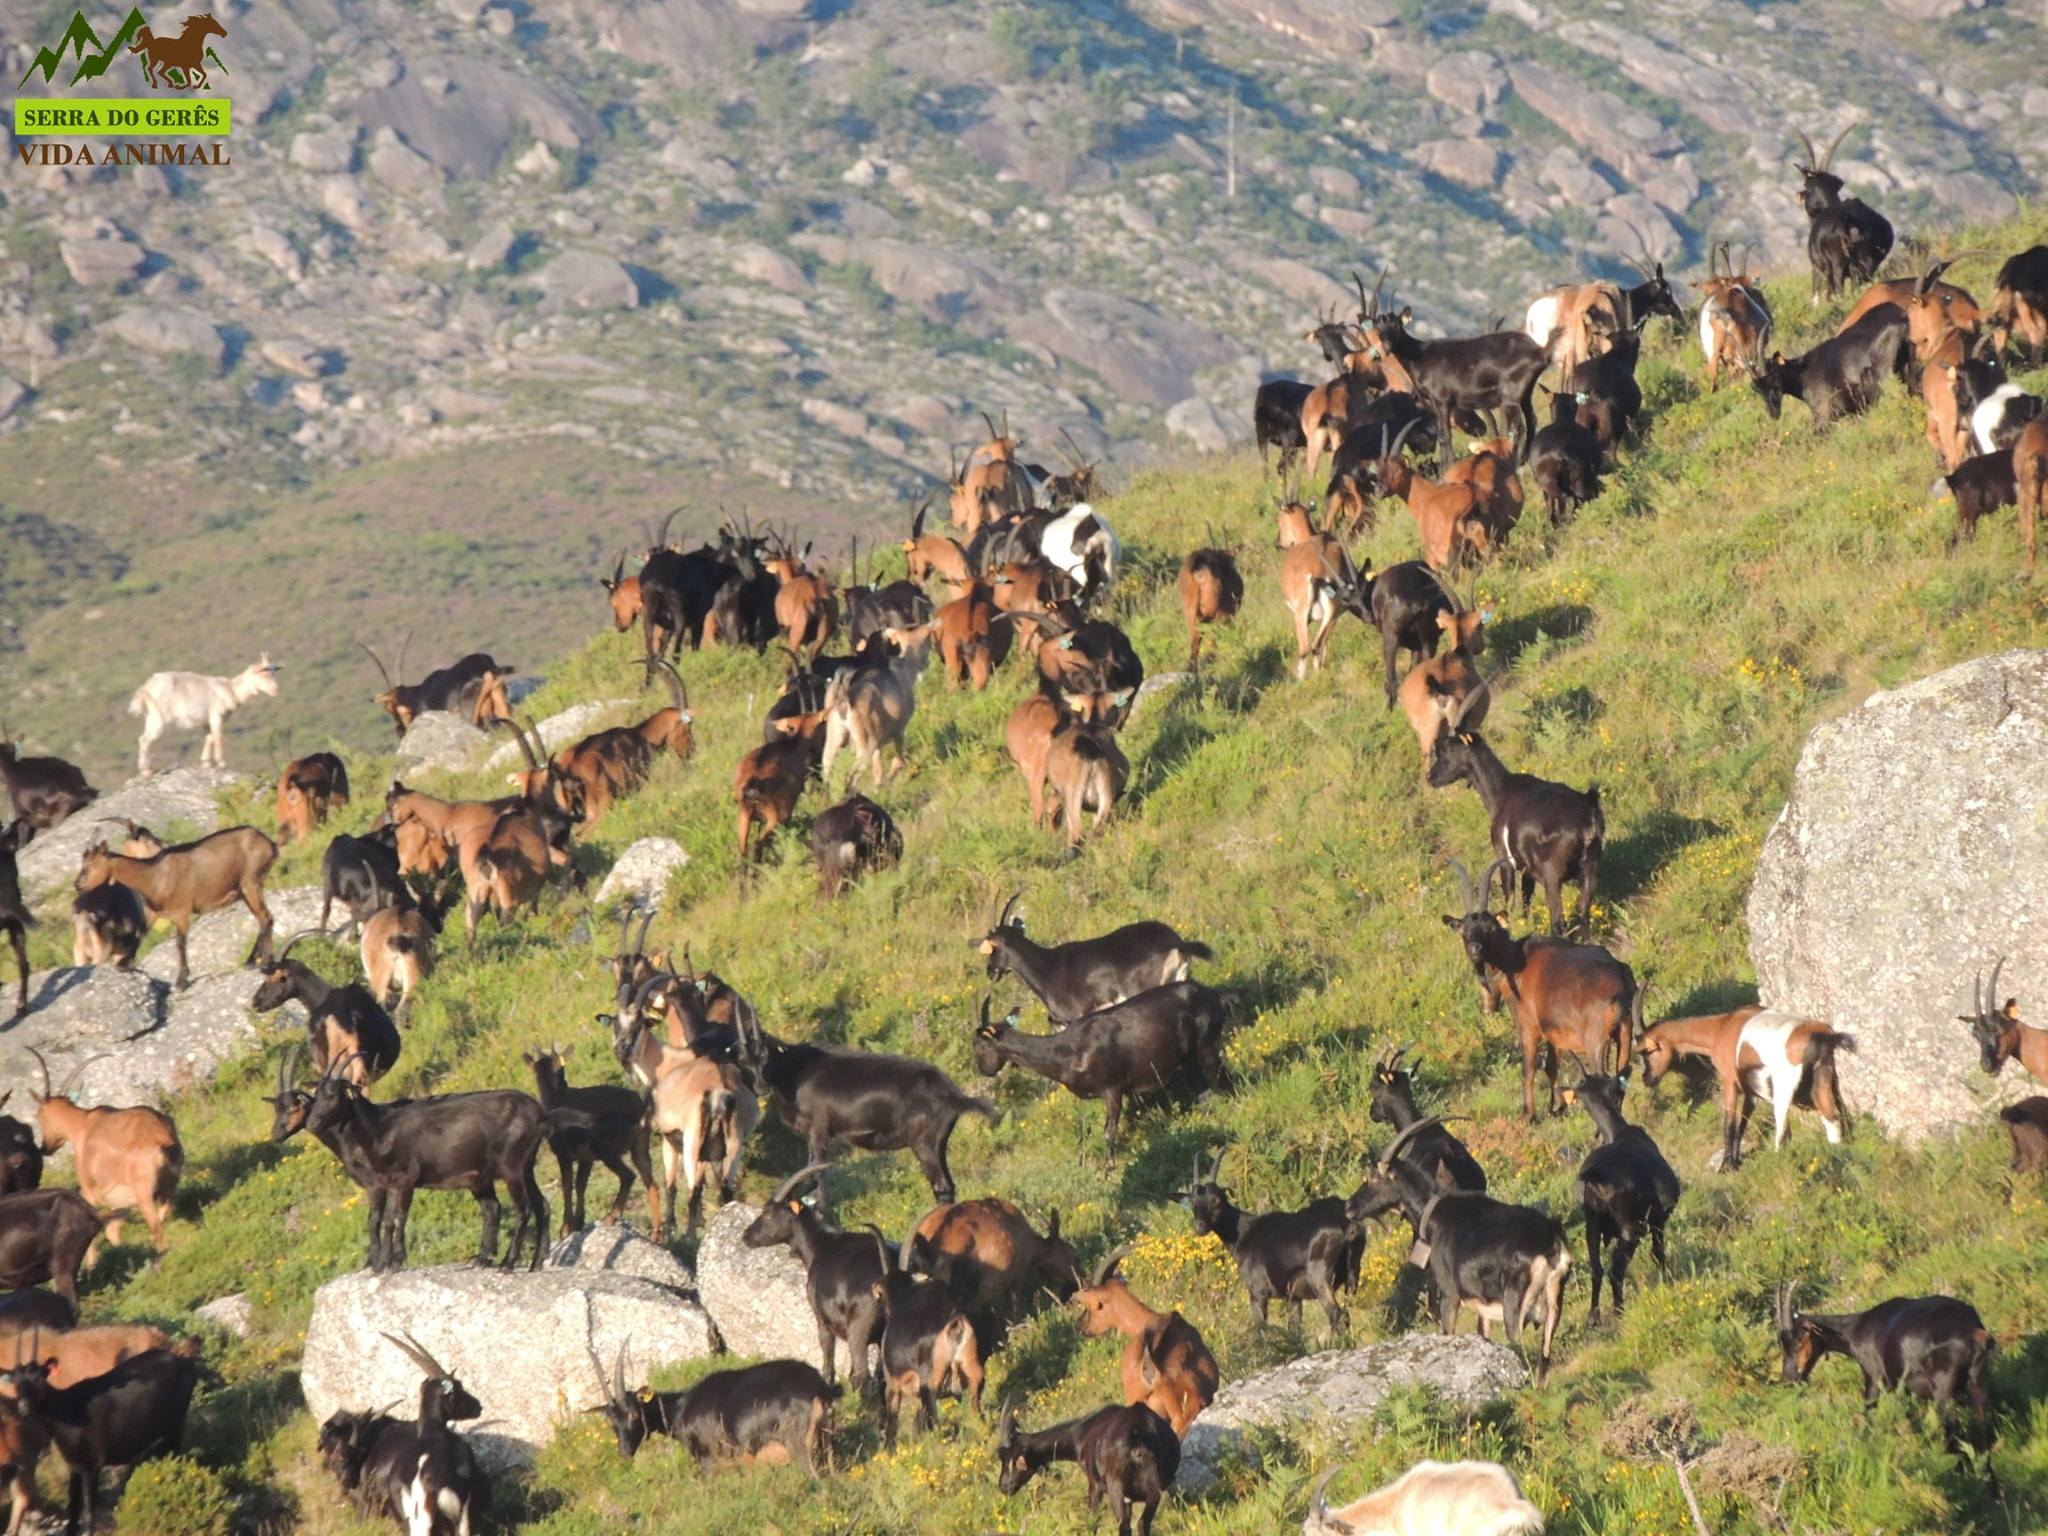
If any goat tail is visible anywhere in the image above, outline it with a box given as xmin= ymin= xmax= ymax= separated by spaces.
xmin=1491 ymin=1502 xmax=1547 ymax=1536
xmin=959 ymin=1094 xmax=1003 ymax=1128
xmin=1585 ymin=782 xmax=1605 ymax=836
xmin=1805 ymin=1029 xmax=1856 ymax=1063
xmin=1180 ymin=939 xmax=1215 ymax=962
xmin=126 ymin=688 xmax=149 ymax=716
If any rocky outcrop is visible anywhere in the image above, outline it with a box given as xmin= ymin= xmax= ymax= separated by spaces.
xmin=593 ymin=838 xmax=691 ymax=909
xmin=1749 ymin=650 xmax=2048 ymax=1140
xmin=301 ymin=1265 xmax=717 ymax=1468
xmin=1179 ymin=1335 xmax=1529 ymax=1493
xmin=392 ymin=711 xmax=491 ymax=776
xmin=104 ymin=307 xmax=225 ymax=369
xmin=538 ymin=250 xmax=640 ymax=313
xmin=59 ymin=237 xmax=147 ymax=289
xmin=17 ymin=766 xmax=237 ymax=905
xmin=693 ymin=1201 xmax=829 ymax=1372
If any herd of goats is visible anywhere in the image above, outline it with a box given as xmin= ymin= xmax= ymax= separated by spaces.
xmin=0 ymin=130 xmax=2045 ymax=1536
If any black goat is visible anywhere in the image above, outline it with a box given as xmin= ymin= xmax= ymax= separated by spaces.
xmin=995 ymin=1400 xmax=1179 ymax=1536
xmin=1368 ymin=560 xmax=1454 ymax=707
xmin=1776 ymin=1284 xmax=1992 ymax=1443
xmin=1528 ymin=390 xmax=1605 ymax=525
xmin=525 ymin=1045 xmax=656 ymax=1239
xmin=0 ymin=1289 xmax=74 ymax=1332
xmin=811 ymin=792 xmax=902 ymax=898
xmin=1367 ymin=1045 xmax=1486 ymax=1191
xmin=1254 ymin=379 xmax=1312 ymax=474
xmin=3 ymin=1346 xmax=201 ymax=1535
xmin=845 ymin=578 xmax=934 ymax=651
xmin=591 ymin=1345 xmax=839 ymax=1467
xmin=0 ymin=731 xmax=96 ymax=831
xmin=2000 ymin=1097 xmax=2048 ymax=1174
xmin=738 ymin=1007 xmax=999 ymax=1210
xmin=741 ymin=1162 xmax=889 ymax=1390
xmin=1184 ymin=1149 xmax=1361 ymax=1335
xmin=637 ymin=526 xmax=729 ymax=659
xmin=1428 ymin=728 xmax=1603 ymax=934
xmin=1346 ymin=1118 xmax=1572 ymax=1382
xmin=0 ymin=820 xmax=28 ymax=1023
xmin=329 ymin=1333 xmax=487 ymax=1536
xmin=290 ymin=1059 xmax=550 ymax=1271
xmin=1992 ymin=244 xmax=2048 ymax=364
xmin=1793 ymin=124 xmax=1894 ymax=302
xmin=977 ymin=892 xmax=1212 ymax=1024
xmin=1570 ymin=325 xmax=1644 ymax=452
xmin=972 ymin=986 xmax=1230 ymax=1157
xmin=1942 ymin=449 xmax=2020 ymax=548
xmin=872 ymin=1226 xmax=984 ymax=1447
xmin=320 ymin=827 xmax=410 ymax=937
xmin=1363 ymin=302 xmax=1568 ymax=466
xmin=0 ymin=1189 xmax=105 ymax=1304
xmin=1562 ymin=1072 xmax=1679 ymax=1321
xmin=1751 ymin=304 xmax=1907 ymax=429
xmin=250 ymin=932 xmax=403 ymax=1084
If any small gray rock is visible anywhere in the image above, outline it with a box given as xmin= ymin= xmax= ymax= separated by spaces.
xmin=104 ymin=307 xmax=225 ymax=369
xmin=288 ymin=127 xmax=357 ymax=173
xmin=537 ymin=250 xmax=639 ymax=313
xmin=1426 ymin=51 xmax=1509 ymax=115
xmin=59 ymin=237 xmax=146 ymax=289
xmin=593 ymin=838 xmax=690 ymax=909
xmin=195 ymin=1294 xmax=252 ymax=1337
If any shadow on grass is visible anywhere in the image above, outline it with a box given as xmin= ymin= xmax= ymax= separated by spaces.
xmin=1602 ymin=809 xmax=1724 ymax=904
xmin=1490 ymin=603 xmax=1593 ymax=664
xmin=179 ymin=1133 xmax=293 ymax=1217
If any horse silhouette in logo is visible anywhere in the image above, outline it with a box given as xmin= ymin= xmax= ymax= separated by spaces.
xmin=128 ymin=12 xmax=225 ymax=89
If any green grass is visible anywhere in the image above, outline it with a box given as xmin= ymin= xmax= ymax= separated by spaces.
xmin=22 ymin=228 xmax=2048 ymax=1535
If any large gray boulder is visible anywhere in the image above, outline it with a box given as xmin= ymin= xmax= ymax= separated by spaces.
xmin=1 ymin=966 xmax=256 ymax=1110
xmin=538 ymin=250 xmax=639 ymax=313
xmin=593 ymin=838 xmax=690 ymax=909
xmin=105 ymin=307 xmax=226 ymax=369
xmin=393 ymin=711 xmax=491 ymax=776
xmin=547 ymin=1226 xmax=693 ymax=1292
xmin=694 ymin=1201 xmax=829 ymax=1372
xmin=1179 ymin=1335 xmax=1529 ymax=1494
xmin=1749 ymin=650 xmax=2048 ymax=1140
xmin=17 ymin=765 xmax=237 ymax=905
xmin=301 ymin=1265 xmax=717 ymax=1468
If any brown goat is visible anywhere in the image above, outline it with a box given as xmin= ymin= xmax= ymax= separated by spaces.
xmin=2014 ymin=417 xmax=2046 ymax=580
xmin=987 ymin=562 xmax=1075 ymax=653
xmin=361 ymin=905 xmax=434 ymax=1015
xmin=1695 ymin=244 xmax=1773 ymax=391
xmin=1179 ymin=547 xmax=1245 ymax=672
xmin=462 ymin=805 xmax=573 ymax=942
xmin=0 ymin=1322 xmax=186 ymax=1389
xmin=766 ymin=540 xmax=839 ymax=663
xmin=1442 ymin=439 xmax=1524 ymax=549
xmin=910 ymin=1199 xmax=1081 ymax=1311
xmin=1044 ymin=716 xmax=1130 ymax=856
xmin=1280 ymin=532 xmax=1371 ymax=679
xmin=1070 ymin=1243 xmax=1218 ymax=1435
xmin=903 ymin=498 xmax=975 ymax=589
xmin=954 ymin=412 xmax=1033 ymax=534
xmin=1922 ymin=329 xmax=1978 ymax=472
xmin=74 ymin=826 xmax=277 ymax=990
xmin=0 ymin=1388 xmax=45 ymax=1536
xmin=1275 ymin=500 xmax=1317 ymax=549
xmin=1841 ymin=264 xmax=1981 ymax=362
xmin=1638 ymin=1006 xmax=1851 ymax=1169
xmin=275 ymin=752 xmax=348 ymax=845
xmin=515 ymin=661 xmax=694 ymax=825
xmin=24 ymin=1048 xmax=183 ymax=1251
xmin=612 ymin=1009 xmax=758 ymax=1238
xmin=1376 ymin=429 xmax=1491 ymax=572
xmin=822 ymin=628 xmax=932 ymax=788
xmin=933 ymin=581 xmax=1011 ymax=690
xmin=70 ymin=821 xmax=162 ymax=968
xmin=385 ymin=785 xmax=499 ymax=873
xmin=735 ymin=710 xmax=828 ymax=865
xmin=1398 ymin=587 xmax=1489 ymax=764
xmin=2001 ymin=1098 xmax=2048 ymax=1174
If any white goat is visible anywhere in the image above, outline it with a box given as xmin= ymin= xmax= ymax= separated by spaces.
xmin=128 ymin=655 xmax=280 ymax=773
xmin=1306 ymin=1459 xmax=1544 ymax=1536
xmin=1038 ymin=503 xmax=1120 ymax=603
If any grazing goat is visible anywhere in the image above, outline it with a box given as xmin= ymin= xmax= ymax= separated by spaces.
xmin=74 ymin=825 xmax=277 ymax=990
xmin=973 ymin=987 xmax=1229 ymax=1156
xmin=1941 ymin=448 xmax=2020 ymax=552
xmin=996 ymin=1400 xmax=1179 ymax=1536
xmin=1347 ymin=1119 xmax=1572 ymax=1382
xmin=1255 ymin=378 xmax=1313 ymax=474
xmin=1362 ymin=299 xmax=1569 ymax=467
xmin=0 ymin=1191 xmax=107 ymax=1304
xmin=1429 ymin=734 xmax=1603 ymax=935
xmin=128 ymin=653 xmax=279 ymax=773
xmin=320 ymin=826 xmax=409 ymax=937
xmin=0 ymin=1094 xmax=40 ymax=1196
xmin=740 ymin=1007 xmax=998 ymax=1209
xmin=1990 ymin=244 xmax=2048 ymax=363
xmin=1636 ymin=1005 xmax=1851 ymax=1168
xmin=872 ymin=1225 xmax=984 ymax=1446
xmin=1398 ymin=581 xmax=1489 ymax=766
xmin=276 ymin=751 xmax=349 ymax=844
xmin=1006 ymin=690 xmax=1112 ymax=834
xmin=1751 ymin=302 xmax=1908 ymax=429
xmin=362 ymin=901 xmax=439 ymax=1020
xmin=822 ymin=627 xmax=931 ymax=787
xmin=251 ymin=933 xmax=402 ymax=1085
xmin=811 ymin=793 xmax=902 ymax=898
xmin=1370 ymin=560 xmax=1458 ymax=708
xmin=978 ymin=892 xmax=1212 ymax=1023
xmin=1070 ymin=1243 xmax=1219 ymax=1434
xmin=519 ymin=660 xmax=693 ymax=826
xmin=1442 ymin=438 xmax=1524 ymax=548
xmin=1368 ymin=1045 xmax=1486 ymax=1191
xmin=742 ymin=1163 xmax=889 ymax=1388
xmin=1792 ymin=123 xmax=1894 ymax=302
xmin=362 ymin=644 xmax=513 ymax=734
xmin=1959 ymin=957 xmax=2045 ymax=1082
xmin=589 ymin=1345 xmax=837 ymax=1468
xmin=526 ymin=1045 xmax=657 ymax=1238
xmin=2000 ymin=1098 xmax=2048 ymax=1174
xmin=909 ymin=1198 xmax=1081 ymax=1311
xmin=1442 ymin=861 xmax=1638 ymax=1119
xmin=1185 ymin=1149 xmax=1361 ymax=1335
xmin=0 ymin=730 xmax=95 ymax=831
xmin=24 ymin=1049 xmax=182 ymax=1252
xmin=933 ymin=581 xmax=1010 ymax=690
xmin=2 ymin=1347 xmax=200 ymax=1535
xmin=1528 ymin=390 xmax=1605 ymax=524
xmin=1306 ymin=1459 xmax=1544 ymax=1536
xmin=1179 ymin=545 xmax=1244 ymax=673
xmin=0 ymin=823 xmax=27 ymax=1022
xmin=1695 ymin=243 xmax=1773 ymax=391
xmin=1776 ymin=1283 xmax=1991 ymax=1443
xmin=1280 ymin=530 xmax=1374 ymax=678
xmin=1560 ymin=1073 xmax=1679 ymax=1320
xmin=289 ymin=1058 xmax=549 ymax=1271
xmin=734 ymin=709 xmax=828 ymax=865
xmin=1044 ymin=715 xmax=1131 ymax=857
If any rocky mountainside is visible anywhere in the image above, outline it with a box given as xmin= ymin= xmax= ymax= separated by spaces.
xmin=2 ymin=0 xmax=2045 ymax=770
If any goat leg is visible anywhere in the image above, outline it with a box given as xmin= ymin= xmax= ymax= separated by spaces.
xmin=5 ymin=921 xmax=25 ymax=1020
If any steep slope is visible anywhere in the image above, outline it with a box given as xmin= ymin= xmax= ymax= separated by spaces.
xmin=20 ymin=227 xmax=2048 ymax=1534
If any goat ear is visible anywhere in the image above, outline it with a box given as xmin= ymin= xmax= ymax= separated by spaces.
xmin=1440 ymin=914 xmax=1459 ymax=931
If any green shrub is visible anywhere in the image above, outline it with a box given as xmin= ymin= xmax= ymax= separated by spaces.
xmin=117 ymin=1456 xmax=236 ymax=1536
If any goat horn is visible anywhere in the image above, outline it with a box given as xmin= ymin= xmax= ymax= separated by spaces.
xmin=1792 ymin=128 xmax=1818 ymax=170
xmin=1370 ymin=266 xmax=1388 ymax=317
xmin=279 ymin=1041 xmax=305 ymax=1097
xmin=1775 ymin=1280 xmax=1796 ymax=1332
xmin=901 ymin=1208 xmax=942 ymax=1273
xmin=1376 ymin=1115 xmax=1447 ymax=1171
xmin=1989 ymin=955 xmax=2008 ymax=1013
xmin=1088 ymin=1240 xmax=1135 ymax=1288
xmin=1059 ymin=426 xmax=1090 ymax=469
xmin=275 ymin=928 xmax=324 ymax=962
xmin=56 ymin=1053 xmax=106 ymax=1103
xmin=1477 ymin=857 xmax=1511 ymax=909
xmin=770 ymin=1161 xmax=830 ymax=1207
xmin=1450 ymin=668 xmax=1502 ymax=730
xmin=997 ymin=888 xmax=1023 ymax=929
xmin=868 ymin=1225 xmax=892 ymax=1280
xmin=1972 ymin=964 xmax=1986 ymax=1021
xmin=26 ymin=1047 xmax=54 ymax=1102
xmin=392 ymin=631 xmax=411 ymax=688
xmin=359 ymin=643 xmax=394 ymax=692
xmin=655 ymin=507 xmax=681 ymax=549
xmin=910 ymin=497 xmax=929 ymax=542
xmin=980 ymin=411 xmax=1002 ymax=444
xmin=382 ymin=1331 xmax=451 ymax=1382
xmin=1445 ymin=857 xmax=1476 ymax=917
xmin=998 ymin=1398 xmax=1018 ymax=1442
xmin=1386 ymin=416 xmax=1421 ymax=463
xmin=634 ymin=907 xmax=657 ymax=959
xmin=496 ymin=717 xmax=541 ymax=772
xmin=1915 ymin=261 xmax=1952 ymax=298
xmin=1819 ymin=119 xmax=1858 ymax=171
xmin=608 ymin=548 xmax=626 ymax=587
xmin=1310 ymin=1469 xmax=1357 ymax=1534
xmin=650 ymin=657 xmax=688 ymax=714
xmin=1352 ymin=269 xmax=1370 ymax=319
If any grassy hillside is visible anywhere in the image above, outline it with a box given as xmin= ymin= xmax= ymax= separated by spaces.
xmin=25 ymin=223 xmax=2048 ymax=1536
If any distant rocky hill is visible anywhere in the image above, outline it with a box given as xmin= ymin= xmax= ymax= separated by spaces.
xmin=2 ymin=0 xmax=2044 ymax=769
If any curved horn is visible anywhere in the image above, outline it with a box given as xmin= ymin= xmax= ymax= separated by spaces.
xmin=980 ymin=411 xmax=1002 ymax=444
xmin=381 ymin=1331 xmax=451 ymax=1382
xmin=651 ymin=658 xmax=689 ymax=715
xmin=1989 ymin=955 xmax=2008 ymax=1013
xmin=26 ymin=1047 xmax=53 ymax=1102
xmin=869 ymin=1225 xmax=891 ymax=1280
xmin=1776 ymin=1280 xmax=1796 ymax=1332
xmin=1450 ymin=668 xmax=1502 ymax=730
xmin=1088 ymin=1240 xmax=1135 ymax=1288
xmin=1058 ymin=426 xmax=1090 ymax=470
xmin=1818 ymin=119 xmax=1858 ymax=171
xmin=1369 ymin=267 xmax=1388 ymax=318
xmin=1915 ymin=260 xmax=1953 ymax=298
xmin=997 ymin=889 xmax=1023 ymax=929
xmin=1444 ymin=857 xmax=1476 ymax=917
xmin=1385 ymin=416 xmax=1421 ymax=463
xmin=998 ymin=1398 xmax=1017 ymax=1443
xmin=1476 ymin=857 xmax=1510 ymax=909
xmin=496 ymin=717 xmax=541 ymax=773
xmin=1310 ymin=1469 xmax=1357 ymax=1534
xmin=910 ymin=496 xmax=929 ymax=542
xmin=654 ymin=507 xmax=681 ymax=550
xmin=275 ymin=1040 xmax=303 ymax=1099
xmin=770 ymin=1161 xmax=830 ymax=1207
xmin=1376 ymin=1115 xmax=1448 ymax=1171
xmin=633 ymin=907 xmax=657 ymax=960
xmin=1352 ymin=269 xmax=1371 ymax=319
xmin=275 ymin=927 xmax=324 ymax=963
xmin=1792 ymin=128 xmax=1818 ymax=170
xmin=901 ymin=1207 xmax=943 ymax=1273
xmin=359 ymin=643 xmax=394 ymax=692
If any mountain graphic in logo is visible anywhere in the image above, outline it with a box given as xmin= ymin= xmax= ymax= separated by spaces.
xmin=17 ymin=8 xmax=148 ymax=87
